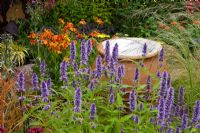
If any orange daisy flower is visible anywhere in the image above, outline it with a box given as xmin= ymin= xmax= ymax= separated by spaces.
xmin=79 ymin=19 xmax=86 ymax=25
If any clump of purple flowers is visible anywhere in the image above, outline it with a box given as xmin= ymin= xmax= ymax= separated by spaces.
xmin=41 ymin=81 xmax=49 ymax=102
xmin=17 ymin=71 xmax=25 ymax=92
xmin=90 ymin=103 xmax=96 ymax=120
xmin=70 ymin=41 xmax=76 ymax=63
xmin=32 ymin=73 xmax=38 ymax=91
xmin=129 ymin=89 xmax=137 ymax=111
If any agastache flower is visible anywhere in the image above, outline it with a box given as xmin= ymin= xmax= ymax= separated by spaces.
xmin=159 ymin=48 xmax=164 ymax=62
xmin=191 ymin=100 xmax=200 ymax=125
xmin=181 ymin=113 xmax=188 ymax=130
xmin=73 ymin=62 xmax=79 ymax=75
xmin=109 ymin=93 xmax=114 ymax=104
xmin=175 ymin=127 xmax=181 ymax=133
xmin=112 ymin=43 xmax=118 ymax=63
xmin=89 ymin=80 xmax=95 ymax=91
xmin=166 ymin=73 xmax=171 ymax=89
xmin=133 ymin=115 xmax=139 ymax=124
xmin=40 ymin=60 xmax=46 ymax=75
xmin=74 ymin=87 xmax=82 ymax=112
xmin=142 ymin=43 xmax=147 ymax=56
xmin=159 ymin=71 xmax=168 ymax=98
xmin=129 ymin=89 xmax=137 ymax=111
xmin=134 ymin=68 xmax=139 ymax=83
xmin=145 ymin=75 xmax=151 ymax=100
xmin=108 ymin=57 xmax=116 ymax=77
xmin=41 ymin=81 xmax=49 ymax=102
xmin=157 ymin=97 xmax=165 ymax=125
xmin=96 ymin=55 xmax=102 ymax=79
xmin=81 ymin=40 xmax=87 ymax=65
xmin=139 ymin=102 xmax=144 ymax=110
xmin=166 ymin=128 xmax=173 ymax=133
xmin=32 ymin=73 xmax=38 ymax=91
xmin=104 ymin=41 xmax=110 ymax=62
xmin=87 ymin=40 xmax=92 ymax=56
xmin=70 ymin=41 xmax=76 ymax=63
xmin=47 ymin=78 xmax=51 ymax=89
xmin=17 ymin=71 xmax=25 ymax=92
xmin=90 ymin=103 xmax=96 ymax=120
xmin=178 ymin=86 xmax=184 ymax=106
xmin=60 ymin=60 xmax=67 ymax=81
xmin=165 ymin=88 xmax=174 ymax=118
xmin=156 ymin=71 xmax=161 ymax=78
xmin=43 ymin=104 xmax=51 ymax=111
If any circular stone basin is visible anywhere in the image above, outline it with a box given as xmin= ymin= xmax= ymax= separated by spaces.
xmin=97 ymin=37 xmax=162 ymax=59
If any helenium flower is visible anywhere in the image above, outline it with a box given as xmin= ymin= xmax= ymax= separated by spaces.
xmin=74 ymin=87 xmax=82 ymax=112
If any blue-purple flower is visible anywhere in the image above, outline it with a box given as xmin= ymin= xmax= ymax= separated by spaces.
xmin=165 ymin=88 xmax=174 ymax=118
xmin=191 ymin=100 xmax=200 ymax=125
xmin=181 ymin=113 xmax=188 ymax=130
xmin=87 ymin=40 xmax=93 ymax=56
xmin=105 ymin=41 xmax=110 ymax=62
xmin=90 ymin=103 xmax=96 ymax=120
xmin=96 ymin=55 xmax=102 ymax=79
xmin=60 ymin=60 xmax=67 ymax=81
xmin=134 ymin=68 xmax=139 ymax=83
xmin=159 ymin=48 xmax=164 ymax=62
xmin=40 ymin=60 xmax=46 ymax=75
xmin=70 ymin=41 xmax=76 ymax=63
xmin=81 ymin=40 xmax=88 ymax=65
xmin=32 ymin=73 xmax=38 ymax=91
xmin=178 ymin=86 xmax=184 ymax=106
xmin=74 ymin=87 xmax=82 ymax=112
xmin=133 ymin=115 xmax=139 ymax=124
xmin=175 ymin=127 xmax=181 ymax=133
xmin=89 ymin=80 xmax=95 ymax=91
xmin=41 ymin=81 xmax=49 ymax=102
xmin=157 ymin=97 xmax=165 ymax=125
xmin=159 ymin=71 xmax=168 ymax=98
xmin=17 ymin=71 xmax=25 ymax=92
xmin=109 ymin=93 xmax=114 ymax=104
xmin=112 ymin=43 xmax=118 ymax=63
xmin=142 ymin=43 xmax=147 ymax=56
xmin=129 ymin=89 xmax=137 ymax=111
xmin=146 ymin=75 xmax=151 ymax=100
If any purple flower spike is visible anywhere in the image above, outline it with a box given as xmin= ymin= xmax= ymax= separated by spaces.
xmin=41 ymin=81 xmax=49 ymax=102
xmin=18 ymin=96 xmax=26 ymax=101
xmin=73 ymin=62 xmax=79 ymax=74
xmin=43 ymin=104 xmax=51 ymax=111
xmin=156 ymin=71 xmax=161 ymax=78
xmin=96 ymin=55 xmax=102 ymax=79
xmin=129 ymin=89 xmax=137 ymax=111
xmin=40 ymin=60 xmax=46 ymax=75
xmin=109 ymin=93 xmax=114 ymax=104
xmin=90 ymin=103 xmax=96 ymax=120
xmin=134 ymin=68 xmax=139 ymax=83
xmin=181 ymin=113 xmax=188 ymax=130
xmin=133 ymin=115 xmax=139 ymax=124
xmin=17 ymin=71 xmax=25 ymax=92
xmin=195 ymin=124 xmax=200 ymax=129
xmin=165 ymin=88 xmax=174 ymax=118
xmin=81 ymin=40 xmax=88 ymax=65
xmin=105 ymin=41 xmax=110 ymax=62
xmin=87 ymin=40 xmax=93 ymax=56
xmin=60 ymin=60 xmax=67 ymax=81
xmin=139 ymin=102 xmax=144 ymax=110
xmin=112 ymin=43 xmax=118 ymax=63
xmin=178 ymin=86 xmax=184 ymax=106
xmin=175 ymin=127 xmax=181 ymax=133
xmin=74 ymin=87 xmax=82 ymax=112
xmin=108 ymin=57 xmax=116 ymax=77
xmin=166 ymin=73 xmax=171 ymax=89
xmin=47 ymin=78 xmax=51 ymax=89
xmin=89 ymin=80 xmax=95 ymax=91
xmin=166 ymin=128 xmax=173 ymax=133
xmin=145 ymin=75 xmax=151 ymax=100
xmin=157 ymin=97 xmax=165 ymax=125
xmin=191 ymin=100 xmax=200 ymax=125
xmin=159 ymin=71 xmax=168 ymax=98
xmin=142 ymin=43 xmax=147 ymax=56
xmin=32 ymin=73 xmax=38 ymax=91
xmin=120 ymin=129 xmax=124 ymax=133
xmin=70 ymin=41 xmax=76 ymax=63
xmin=159 ymin=48 xmax=164 ymax=62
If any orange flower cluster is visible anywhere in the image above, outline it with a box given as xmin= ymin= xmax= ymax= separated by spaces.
xmin=28 ymin=29 xmax=70 ymax=53
xmin=94 ymin=17 xmax=104 ymax=25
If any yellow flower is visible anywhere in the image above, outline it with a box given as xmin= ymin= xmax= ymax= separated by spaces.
xmin=79 ymin=19 xmax=87 ymax=25
xmin=63 ymin=56 xmax=69 ymax=62
xmin=97 ymin=33 xmax=110 ymax=38
xmin=94 ymin=17 xmax=104 ymax=25
xmin=58 ymin=18 xmax=65 ymax=25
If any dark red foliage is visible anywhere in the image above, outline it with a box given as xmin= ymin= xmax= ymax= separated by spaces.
xmin=186 ymin=0 xmax=200 ymax=12
xmin=0 ymin=127 xmax=6 ymax=133
xmin=28 ymin=127 xmax=44 ymax=133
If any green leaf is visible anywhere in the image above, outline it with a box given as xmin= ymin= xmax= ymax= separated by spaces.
xmin=116 ymin=93 xmax=123 ymax=106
